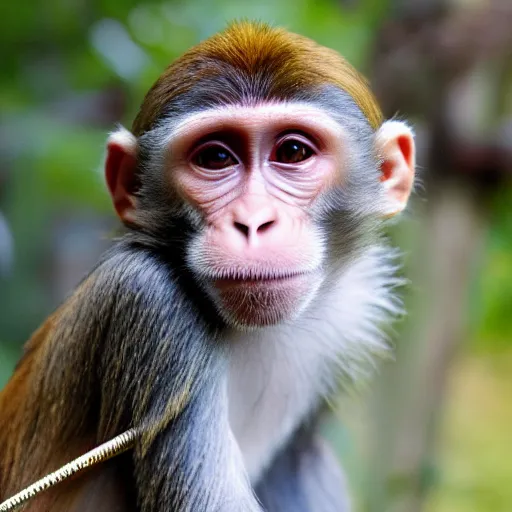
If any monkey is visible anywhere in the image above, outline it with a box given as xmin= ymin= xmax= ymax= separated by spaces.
xmin=0 ymin=21 xmax=415 ymax=512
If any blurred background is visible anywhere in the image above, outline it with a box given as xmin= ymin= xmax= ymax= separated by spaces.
xmin=0 ymin=0 xmax=511 ymax=510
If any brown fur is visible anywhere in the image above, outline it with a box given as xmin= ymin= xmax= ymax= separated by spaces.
xmin=0 ymin=296 xmax=135 ymax=510
xmin=132 ymin=21 xmax=383 ymax=136
xmin=0 ymin=313 xmax=86 ymax=505
xmin=0 ymin=316 xmax=56 ymax=493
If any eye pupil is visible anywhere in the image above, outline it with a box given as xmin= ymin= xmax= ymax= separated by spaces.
xmin=194 ymin=146 xmax=236 ymax=170
xmin=275 ymin=140 xmax=313 ymax=164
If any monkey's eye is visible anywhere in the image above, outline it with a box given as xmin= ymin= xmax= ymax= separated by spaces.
xmin=273 ymin=139 xmax=314 ymax=164
xmin=193 ymin=144 xmax=238 ymax=170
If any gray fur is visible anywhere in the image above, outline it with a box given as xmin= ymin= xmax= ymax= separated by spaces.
xmin=26 ymin=241 xmax=261 ymax=511
xmin=255 ymin=420 xmax=351 ymax=512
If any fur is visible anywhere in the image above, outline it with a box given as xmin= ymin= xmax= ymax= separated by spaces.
xmin=131 ymin=21 xmax=383 ymax=137
xmin=0 ymin=21 xmax=412 ymax=512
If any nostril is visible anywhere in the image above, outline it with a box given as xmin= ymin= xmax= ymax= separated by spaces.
xmin=234 ymin=222 xmax=250 ymax=238
xmin=257 ymin=220 xmax=275 ymax=234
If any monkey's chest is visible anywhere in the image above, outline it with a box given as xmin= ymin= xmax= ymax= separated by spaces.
xmin=227 ymin=331 xmax=323 ymax=483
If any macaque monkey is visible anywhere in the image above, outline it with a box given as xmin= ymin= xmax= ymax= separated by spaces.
xmin=0 ymin=21 xmax=415 ymax=512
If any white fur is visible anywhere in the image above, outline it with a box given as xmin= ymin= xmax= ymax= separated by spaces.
xmin=107 ymin=125 xmax=137 ymax=154
xmin=228 ymin=245 xmax=404 ymax=482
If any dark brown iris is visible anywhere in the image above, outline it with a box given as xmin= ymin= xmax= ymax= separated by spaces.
xmin=194 ymin=145 xmax=237 ymax=170
xmin=274 ymin=139 xmax=313 ymax=164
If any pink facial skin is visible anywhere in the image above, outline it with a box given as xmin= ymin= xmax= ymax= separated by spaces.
xmin=167 ymin=104 xmax=345 ymax=328
xmin=106 ymin=103 xmax=415 ymax=327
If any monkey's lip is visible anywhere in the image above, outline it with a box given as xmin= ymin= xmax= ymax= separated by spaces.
xmin=213 ymin=272 xmax=310 ymax=289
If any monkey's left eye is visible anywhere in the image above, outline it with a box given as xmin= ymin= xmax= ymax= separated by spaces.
xmin=193 ymin=145 xmax=238 ymax=170
xmin=273 ymin=139 xmax=314 ymax=164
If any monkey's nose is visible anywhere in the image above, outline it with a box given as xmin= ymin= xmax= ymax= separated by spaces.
xmin=233 ymin=219 xmax=276 ymax=239
xmin=231 ymin=203 xmax=277 ymax=246
xmin=228 ymin=194 xmax=280 ymax=246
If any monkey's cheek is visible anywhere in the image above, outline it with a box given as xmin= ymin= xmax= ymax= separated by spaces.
xmin=212 ymin=275 xmax=319 ymax=328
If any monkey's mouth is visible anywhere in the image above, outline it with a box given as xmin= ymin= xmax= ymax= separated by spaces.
xmin=214 ymin=271 xmax=309 ymax=290
xmin=208 ymin=270 xmax=320 ymax=328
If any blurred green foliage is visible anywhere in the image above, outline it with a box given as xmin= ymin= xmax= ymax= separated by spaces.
xmin=473 ymin=189 xmax=512 ymax=347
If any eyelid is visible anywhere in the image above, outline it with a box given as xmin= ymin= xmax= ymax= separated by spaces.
xmin=275 ymin=131 xmax=319 ymax=152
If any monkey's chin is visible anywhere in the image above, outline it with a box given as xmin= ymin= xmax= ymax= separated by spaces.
xmin=211 ymin=273 xmax=319 ymax=330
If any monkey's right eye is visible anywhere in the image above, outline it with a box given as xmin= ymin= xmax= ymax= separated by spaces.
xmin=192 ymin=145 xmax=238 ymax=170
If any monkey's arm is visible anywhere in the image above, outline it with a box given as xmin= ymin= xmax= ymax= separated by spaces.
xmin=255 ymin=420 xmax=351 ymax=512
xmin=97 ymin=244 xmax=262 ymax=512
xmin=134 ymin=374 xmax=260 ymax=512
xmin=0 ymin=242 xmax=261 ymax=512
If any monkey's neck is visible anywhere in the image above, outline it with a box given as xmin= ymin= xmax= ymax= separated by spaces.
xmin=11 ymin=242 xmax=401 ymax=488
xmin=227 ymin=243 xmax=403 ymax=482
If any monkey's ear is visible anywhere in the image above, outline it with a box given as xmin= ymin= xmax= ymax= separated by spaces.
xmin=375 ymin=120 xmax=415 ymax=217
xmin=105 ymin=126 xmax=139 ymax=226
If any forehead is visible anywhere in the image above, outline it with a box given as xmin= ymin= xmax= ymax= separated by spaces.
xmin=132 ymin=23 xmax=383 ymax=135
xmin=169 ymin=103 xmax=342 ymax=141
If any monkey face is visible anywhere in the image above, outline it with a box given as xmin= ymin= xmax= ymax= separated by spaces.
xmin=171 ymin=104 xmax=340 ymax=328
xmin=106 ymin=100 xmax=414 ymax=329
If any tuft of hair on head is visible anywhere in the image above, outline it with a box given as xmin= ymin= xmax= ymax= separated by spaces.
xmin=132 ymin=21 xmax=383 ymax=137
